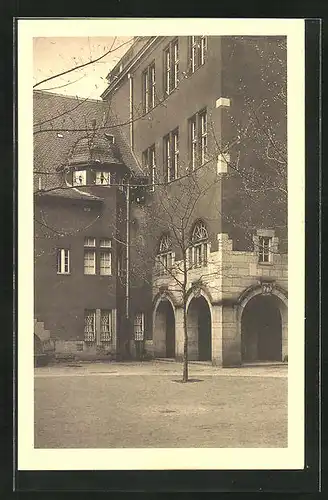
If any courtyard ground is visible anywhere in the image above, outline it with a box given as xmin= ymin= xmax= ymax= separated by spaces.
xmin=34 ymin=360 xmax=288 ymax=449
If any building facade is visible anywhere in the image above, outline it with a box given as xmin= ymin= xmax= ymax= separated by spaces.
xmin=34 ymin=35 xmax=288 ymax=366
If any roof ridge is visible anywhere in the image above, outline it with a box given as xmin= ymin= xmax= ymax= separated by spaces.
xmin=33 ymin=89 xmax=104 ymax=103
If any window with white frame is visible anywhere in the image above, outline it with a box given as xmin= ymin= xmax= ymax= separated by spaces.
xmin=142 ymin=145 xmax=156 ymax=191
xmin=163 ymin=128 xmax=179 ymax=182
xmin=73 ymin=170 xmax=86 ymax=186
xmin=84 ymin=309 xmax=96 ymax=342
xmin=100 ymin=309 xmax=112 ymax=342
xmin=84 ymin=237 xmax=96 ymax=275
xmin=95 ymin=171 xmax=111 ymax=185
xmin=57 ymin=248 xmax=70 ymax=274
xmin=142 ymin=62 xmax=156 ymax=114
xmin=258 ymin=236 xmax=272 ymax=263
xmin=134 ymin=312 xmax=145 ymax=341
xmin=189 ymin=36 xmax=207 ymax=73
xmin=157 ymin=234 xmax=173 ymax=275
xmin=99 ymin=238 xmax=112 ymax=276
xmin=188 ymin=109 xmax=207 ymax=170
xmin=164 ymin=38 xmax=179 ymax=95
xmin=189 ymin=221 xmax=208 ymax=268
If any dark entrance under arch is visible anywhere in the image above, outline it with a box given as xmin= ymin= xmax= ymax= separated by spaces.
xmin=188 ymin=296 xmax=212 ymax=361
xmin=155 ymin=300 xmax=176 ymax=358
xmin=241 ymin=294 xmax=282 ymax=362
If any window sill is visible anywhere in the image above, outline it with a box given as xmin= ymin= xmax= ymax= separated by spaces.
xmin=57 ymin=272 xmax=71 ymax=275
xmin=258 ymin=261 xmax=273 ymax=266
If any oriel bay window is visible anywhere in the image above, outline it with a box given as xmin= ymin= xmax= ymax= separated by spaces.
xmin=164 ymin=38 xmax=179 ymax=95
xmin=163 ymin=128 xmax=179 ymax=182
xmin=142 ymin=62 xmax=156 ymax=113
xmin=189 ymin=221 xmax=209 ymax=268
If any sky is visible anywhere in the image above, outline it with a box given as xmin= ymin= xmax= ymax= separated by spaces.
xmin=33 ymin=37 xmax=133 ymax=99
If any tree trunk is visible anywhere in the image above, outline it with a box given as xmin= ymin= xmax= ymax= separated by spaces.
xmin=182 ymin=303 xmax=188 ymax=382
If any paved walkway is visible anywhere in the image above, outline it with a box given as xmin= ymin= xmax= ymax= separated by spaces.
xmin=35 ymin=359 xmax=288 ymax=378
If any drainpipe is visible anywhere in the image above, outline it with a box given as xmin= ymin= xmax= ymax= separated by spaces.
xmin=125 ymin=179 xmax=130 ymax=321
xmin=128 ymin=73 xmax=134 ymax=150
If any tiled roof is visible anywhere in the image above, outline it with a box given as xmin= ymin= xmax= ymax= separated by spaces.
xmin=35 ymin=188 xmax=102 ymax=202
xmin=33 ymin=90 xmax=143 ymax=199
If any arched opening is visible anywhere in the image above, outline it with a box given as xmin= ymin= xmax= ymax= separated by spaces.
xmin=187 ymin=295 xmax=212 ymax=361
xmin=154 ymin=299 xmax=176 ymax=358
xmin=241 ymin=294 xmax=283 ymax=362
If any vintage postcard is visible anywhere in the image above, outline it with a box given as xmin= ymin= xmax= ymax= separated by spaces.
xmin=18 ymin=18 xmax=305 ymax=472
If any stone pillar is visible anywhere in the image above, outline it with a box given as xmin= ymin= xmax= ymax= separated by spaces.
xmin=95 ymin=308 xmax=101 ymax=346
xmin=187 ymin=304 xmax=198 ymax=360
xmin=222 ymin=305 xmax=241 ymax=367
xmin=211 ymin=304 xmax=223 ymax=366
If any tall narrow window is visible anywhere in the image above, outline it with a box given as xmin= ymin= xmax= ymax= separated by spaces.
xmin=134 ymin=312 xmax=145 ymax=341
xmin=164 ymin=47 xmax=171 ymax=95
xmin=84 ymin=310 xmax=96 ymax=342
xmin=57 ymin=249 xmax=70 ymax=274
xmin=142 ymin=145 xmax=156 ymax=191
xmin=188 ymin=109 xmax=207 ymax=169
xmin=189 ymin=36 xmax=207 ymax=73
xmin=200 ymin=110 xmax=207 ymax=164
xmin=142 ymin=62 xmax=156 ymax=113
xmin=100 ymin=310 xmax=112 ymax=342
xmin=157 ymin=234 xmax=173 ymax=276
xmin=190 ymin=221 xmax=208 ymax=268
xmin=258 ymin=236 xmax=272 ymax=263
xmin=99 ymin=238 xmax=112 ymax=275
xmin=164 ymin=128 xmax=179 ymax=183
xmin=84 ymin=237 xmax=96 ymax=275
xmin=190 ymin=116 xmax=197 ymax=170
xmin=163 ymin=39 xmax=179 ymax=95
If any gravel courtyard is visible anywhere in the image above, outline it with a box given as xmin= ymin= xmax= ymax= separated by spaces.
xmin=34 ymin=360 xmax=288 ymax=449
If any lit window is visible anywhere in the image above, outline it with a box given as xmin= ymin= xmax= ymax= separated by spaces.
xmin=142 ymin=62 xmax=156 ymax=113
xmin=258 ymin=236 xmax=272 ymax=263
xmin=96 ymin=171 xmax=110 ymax=185
xmin=134 ymin=312 xmax=145 ymax=341
xmin=142 ymin=145 xmax=156 ymax=191
xmin=73 ymin=170 xmax=86 ymax=186
xmin=100 ymin=310 xmax=112 ymax=342
xmin=57 ymin=249 xmax=70 ymax=274
xmin=190 ymin=221 xmax=208 ymax=268
xmin=84 ymin=309 xmax=96 ymax=342
xmin=100 ymin=250 xmax=112 ymax=275
xmin=157 ymin=234 xmax=173 ymax=276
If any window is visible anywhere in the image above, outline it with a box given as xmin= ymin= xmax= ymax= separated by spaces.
xmin=142 ymin=145 xmax=156 ymax=191
xmin=258 ymin=236 xmax=272 ymax=263
xmin=84 ymin=237 xmax=112 ymax=275
xmin=188 ymin=36 xmax=207 ymax=73
xmin=189 ymin=221 xmax=208 ymax=268
xmin=134 ymin=312 xmax=145 ymax=341
xmin=84 ymin=249 xmax=96 ymax=275
xmin=95 ymin=171 xmax=110 ymax=185
xmin=73 ymin=170 xmax=86 ymax=186
xmin=157 ymin=234 xmax=173 ymax=276
xmin=188 ymin=109 xmax=207 ymax=169
xmin=100 ymin=310 xmax=112 ymax=342
xmin=142 ymin=62 xmax=156 ymax=113
xmin=57 ymin=249 xmax=70 ymax=274
xmin=163 ymin=128 xmax=179 ymax=182
xmin=100 ymin=249 xmax=112 ymax=275
xmin=84 ymin=309 xmax=96 ymax=342
xmin=164 ymin=38 xmax=179 ymax=95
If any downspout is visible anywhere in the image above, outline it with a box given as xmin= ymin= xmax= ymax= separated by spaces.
xmin=125 ymin=180 xmax=130 ymax=321
xmin=128 ymin=73 xmax=134 ymax=151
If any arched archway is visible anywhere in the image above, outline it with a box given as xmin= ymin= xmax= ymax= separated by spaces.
xmin=154 ymin=298 xmax=176 ymax=358
xmin=187 ymin=295 xmax=212 ymax=361
xmin=241 ymin=293 xmax=285 ymax=362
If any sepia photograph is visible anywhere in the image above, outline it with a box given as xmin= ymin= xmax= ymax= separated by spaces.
xmin=17 ymin=18 xmax=305 ymax=471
